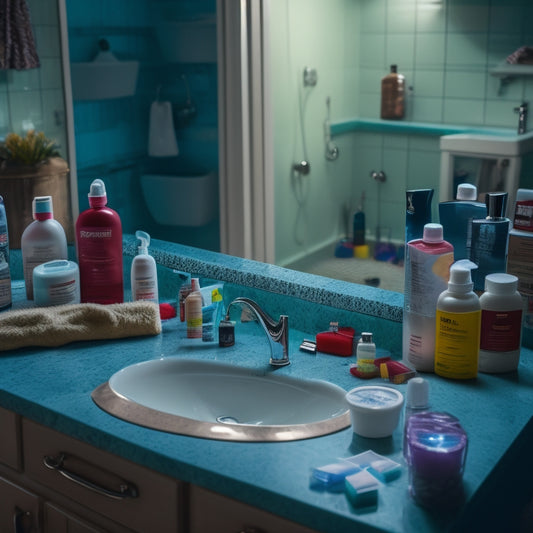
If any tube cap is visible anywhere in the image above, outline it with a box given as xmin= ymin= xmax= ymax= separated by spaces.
xmin=456 ymin=183 xmax=477 ymax=201
xmin=423 ymin=223 xmax=443 ymax=243
xmin=406 ymin=377 xmax=429 ymax=409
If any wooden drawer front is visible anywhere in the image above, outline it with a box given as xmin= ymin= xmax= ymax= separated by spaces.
xmin=0 ymin=406 xmax=21 ymax=470
xmin=23 ymin=419 xmax=181 ymax=533
xmin=189 ymin=486 xmax=318 ymax=533
xmin=0 ymin=476 xmax=40 ymax=533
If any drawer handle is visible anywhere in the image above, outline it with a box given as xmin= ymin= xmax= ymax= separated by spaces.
xmin=13 ymin=507 xmax=32 ymax=533
xmin=43 ymin=453 xmax=138 ymax=500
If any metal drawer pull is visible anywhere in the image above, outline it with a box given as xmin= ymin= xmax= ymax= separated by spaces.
xmin=43 ymin=453 xmax=138 ymax=500
xmin=13 ymin=507 xmax=32 ymax=533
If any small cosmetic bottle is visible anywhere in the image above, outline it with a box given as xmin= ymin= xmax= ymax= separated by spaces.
xmin=470 ymin=192 xmax=511 ymax=292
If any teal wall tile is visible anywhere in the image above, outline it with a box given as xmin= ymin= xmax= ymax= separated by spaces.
xmin=446 ymin=33 xmax=488 ymax=68
xmin=447 ymin=5 xmax=489 ymax=33
xmin=445 ymin=71 xmax=486 ymax=99
xmin=443 ymin=98 xmax=485 ymax=125
xmin=415 ymin=34 xmax=446 ymax=69
xmin=416 ymin=1 xmax=447 ymax=33
xmin=386 ymin=0 xmax=416 ymax=35
xmin=413 ymin=70 xmax=445 ymax=98
xmin=386 ymin=35 xmax=416 ymax=69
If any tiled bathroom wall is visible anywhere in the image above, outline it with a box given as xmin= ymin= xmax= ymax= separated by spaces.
xmin=0 ymin=0 xmax=68 ymax=157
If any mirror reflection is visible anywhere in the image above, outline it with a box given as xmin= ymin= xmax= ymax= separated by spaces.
xmin=1 ymin=0 xmax=532 ymax=296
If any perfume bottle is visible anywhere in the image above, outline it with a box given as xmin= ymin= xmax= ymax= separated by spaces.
xmin=405 ymin=189 xmax=434 ymax=243
xmin=470 ymin=192 xmax=511 ymax=292
xmin=438 ymin=183 xmax=486 ymax=260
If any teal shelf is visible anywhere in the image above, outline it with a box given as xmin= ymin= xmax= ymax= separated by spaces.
xmin=330 ymin=118 xmax=515 ymax=138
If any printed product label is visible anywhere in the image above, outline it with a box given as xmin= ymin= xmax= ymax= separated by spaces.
xmin=48 ymin=279 xmax=79 ymax=305
xmin=480 ymin=309 xmax=522 ymax=352
xmin=404 ymin=247 xmax=453 ymax=316
xmin=513 ymin=200 xmax=533 ymax=232
xmin=434 ymin=309 xmax=481 ymax=379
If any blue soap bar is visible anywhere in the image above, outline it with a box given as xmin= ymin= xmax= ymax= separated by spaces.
xmin=312 ymin=462 xmax=361 ymax=486
xmin=345 ymin=470 xmax=379 ymax=508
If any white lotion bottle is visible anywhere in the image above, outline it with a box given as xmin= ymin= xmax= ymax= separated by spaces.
xmin=478 ymin=273 xmax=523 ymax=373
xmin=131 ymin=230 xmax=158 ymax=303
xmin=21 ymin=196 xmax=68 ymax=300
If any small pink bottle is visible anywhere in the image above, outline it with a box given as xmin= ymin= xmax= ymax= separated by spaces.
xmin=403 ymin=223 xmax=454 ymax=372
xmin=76 ymin=179 xmax=123 ymax=304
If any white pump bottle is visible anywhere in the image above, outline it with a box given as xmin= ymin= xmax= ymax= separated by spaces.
xmin=131 ymin=230 xmax=158 ymax=303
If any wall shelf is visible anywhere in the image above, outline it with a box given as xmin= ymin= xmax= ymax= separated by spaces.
xmin=330 ymin=118 xmax=516 ymax=138
xmin=489 ymin=64 xmax=533 ymax=78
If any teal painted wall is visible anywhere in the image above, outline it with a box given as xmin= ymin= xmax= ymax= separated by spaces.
xmin=272 ymin=0 xmax=533 ymax=267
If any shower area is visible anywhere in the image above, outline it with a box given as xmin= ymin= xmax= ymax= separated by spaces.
xmin=270 ymin=0 xmax=533 ymax=293
xmin=65 ymin=0 xmax=220 ymax=252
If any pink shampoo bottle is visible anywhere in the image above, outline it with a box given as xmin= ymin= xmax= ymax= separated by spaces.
xmin=76 ymin=179 xmax=123 ymax=304
xmin=403 ymin=223 xmax=454 ymax=372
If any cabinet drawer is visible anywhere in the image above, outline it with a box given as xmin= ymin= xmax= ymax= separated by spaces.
xmin=0 ymin=406 xmax=21 ymax=470
xmin=23 ymin=419 xmax=182 ymax=533
xmin=189 ymin=485 xmax=318 ymax=533
xmin=0 ymin=476 xmax=40 ymax=533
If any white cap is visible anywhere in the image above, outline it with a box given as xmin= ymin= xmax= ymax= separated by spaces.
xmin=447 ymin=259 xmax=477 ymax=293
xmin=89 ymin=178 xmax=106 ymax=198
xmin=456 ymin=183 xmax=477 ymax=201
xmin=406 ymin=377 xmax=429 ymax=409
xmin=485 ymin=273 xmax=518 ymax=295
xmin=423 ymin=223 xmax=443 ymax=243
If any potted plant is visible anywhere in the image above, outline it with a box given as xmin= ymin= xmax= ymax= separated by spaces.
xmin=0 ymin=130 xmax=73 ymax=248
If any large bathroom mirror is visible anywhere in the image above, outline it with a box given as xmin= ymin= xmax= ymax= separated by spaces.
xmin=4 ymin=0 xmax=530 ymax=296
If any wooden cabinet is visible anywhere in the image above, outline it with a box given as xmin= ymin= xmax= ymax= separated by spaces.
xmin=189 ymin=486 xmax=318 ymax=533
xmin=0 ymin=408 xmax=320 ymax=533
xmin=0 ymin=476 xmax=40 ymax=533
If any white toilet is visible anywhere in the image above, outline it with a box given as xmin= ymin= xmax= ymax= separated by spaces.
xmin=140 ymin=172 xmax=217 ymax=226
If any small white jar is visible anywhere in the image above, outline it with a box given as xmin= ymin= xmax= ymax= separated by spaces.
xmin=33 ymin=260 xmax=80 ymax=307
xmin=345 ymin=385 xmax=404 ymax=438
xmin=479 ymin=273 xmax=524 ymax=373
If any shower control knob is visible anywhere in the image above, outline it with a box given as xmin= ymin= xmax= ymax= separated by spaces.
xmin=370 ymin=170 xmax=386 ymax=183
xmin=293 ymin=160 xmax=310 ymax=175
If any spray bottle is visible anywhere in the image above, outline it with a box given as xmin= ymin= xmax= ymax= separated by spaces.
xmin=131 ymin=230 xmax=158 ymax=303
xmin=76 ymin=178 xmax=123 ymax=304
xmin=434 ymin=260 xmax=481 ymax=379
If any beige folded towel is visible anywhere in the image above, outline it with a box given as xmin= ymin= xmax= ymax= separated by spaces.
xmin=0 ymin=302 xmax=161 ymax=352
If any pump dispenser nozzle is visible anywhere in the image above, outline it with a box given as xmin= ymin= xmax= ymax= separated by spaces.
xmin=447 ymin=260 xmax=477 ymax=293
xmin=88 ymin=179 xmax=108 ymax=208
xmin=135 ymin=230 xmax=150 ymax=255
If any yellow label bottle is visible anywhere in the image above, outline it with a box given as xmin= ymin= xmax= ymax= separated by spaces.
xmin=434 ymin=260 xmax=481 ymax=379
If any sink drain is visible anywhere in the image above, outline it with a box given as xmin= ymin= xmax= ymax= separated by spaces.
xmin=216 ymin=416 xmax=240 ymax=425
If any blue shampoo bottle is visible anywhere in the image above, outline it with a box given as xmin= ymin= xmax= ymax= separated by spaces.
xmin=470 ymin=192 xmax=511 ymax=292
xmin=439 ymin=183 xmax=486 ymax=261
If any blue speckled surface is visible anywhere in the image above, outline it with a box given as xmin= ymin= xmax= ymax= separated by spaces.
xmin=2 ymin=238 xmax=532 ymax=532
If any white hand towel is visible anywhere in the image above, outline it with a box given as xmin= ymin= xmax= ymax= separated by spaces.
xmin=148 ymin=100 xmax=179 ymax=157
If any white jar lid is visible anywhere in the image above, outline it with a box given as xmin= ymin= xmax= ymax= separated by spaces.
xmin=484 ymin=273 xmax=518 ymax=294
xmin=346 ymin=385 xmax=403 ymax=412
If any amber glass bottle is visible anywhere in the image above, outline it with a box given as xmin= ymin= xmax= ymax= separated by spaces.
xmin=381 ymin=65 xmax=405 ymax=120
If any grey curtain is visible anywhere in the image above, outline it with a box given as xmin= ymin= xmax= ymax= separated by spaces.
xmin=0 ymin=0 xmax=40 ymax=70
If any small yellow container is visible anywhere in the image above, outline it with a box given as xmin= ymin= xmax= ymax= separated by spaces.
xmin=354 ymin=244 xmax=369 ymax=259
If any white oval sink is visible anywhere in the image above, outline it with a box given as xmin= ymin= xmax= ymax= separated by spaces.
xmin=92 ymin=358 xmax=350 ymax=442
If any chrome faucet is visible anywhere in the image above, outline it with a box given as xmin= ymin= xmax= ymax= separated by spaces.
xmin=225 ymin=297 xmax=290 ymax=366
xmin=514 ymin=102 xmax=528 ymax=134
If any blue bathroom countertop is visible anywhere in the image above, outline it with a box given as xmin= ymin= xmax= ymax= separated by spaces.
xmin=1 ymin=239 xmax=532 ymax=532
